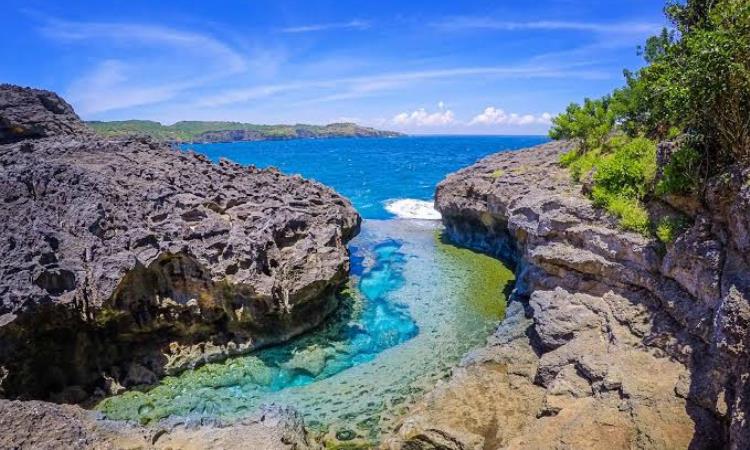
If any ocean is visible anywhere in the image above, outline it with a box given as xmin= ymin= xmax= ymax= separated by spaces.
xmin=183 ymin=135 xmax=549 ymax=219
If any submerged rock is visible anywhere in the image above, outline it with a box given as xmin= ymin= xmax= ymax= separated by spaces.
xmin=0 ymin=84 xmax=360 ymax=401
xmin=387 ymin=141 xmax=749 ymax=449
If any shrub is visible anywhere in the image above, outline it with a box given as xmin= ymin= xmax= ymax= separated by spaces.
xmin=656 ymin=145 xmax=702 ymax=195
xmin=549 ymin=0 xmax=750 ymax=237
xmin=640 ymin=0 xmax=750 ymax=165
xmin=549 ymin=98 xmax=615 ymax=153
xmin=561 ymin=148 xmax=602 ymax=182
xmin=656 ymin=216 xmax=691 ymax=244
xmin=594 ymin=137 xmax=657 ymax=200
xmin=591 ymin=187 xmax=651 ymax=233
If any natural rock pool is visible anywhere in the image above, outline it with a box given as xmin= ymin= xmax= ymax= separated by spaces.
xmin=97 ymin=219 xmax=514 ymax=443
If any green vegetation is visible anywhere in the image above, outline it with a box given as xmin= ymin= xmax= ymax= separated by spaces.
xmin=551 ymin=0 xmax=749 ymax=237
xmin=656 ymin=216 xmax=691 ymax=244
xmin=87 ymin=120 xmax=401 ymax=142
xmin=549 ymin=98 xmax=615 ymax=153
xmin=655 ymin=145 xmax=702 ymax=195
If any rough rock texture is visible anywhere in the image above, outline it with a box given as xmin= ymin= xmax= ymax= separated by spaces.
xmin=0 ymin=399 xmax=318 ymax=450
xmin=0 ymin=84 xmax=90 ymax=143
xmin=386 ymin=141 xmax=750 ymax=449
xmin=0 ymin=85 xmax=360 ymax=401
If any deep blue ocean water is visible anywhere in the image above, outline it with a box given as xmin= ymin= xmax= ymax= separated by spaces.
xmin=183 ymin=135 xmax=549 ymax=219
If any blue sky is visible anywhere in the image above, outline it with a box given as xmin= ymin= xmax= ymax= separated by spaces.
xmin=0 ymin=1 xmax=668 ymax=135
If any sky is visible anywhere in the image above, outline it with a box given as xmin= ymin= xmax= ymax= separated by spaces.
xmin=0 ymin=1 xmax=669 ymax=135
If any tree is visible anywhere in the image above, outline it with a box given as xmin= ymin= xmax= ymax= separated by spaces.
xmin=549 ymin=97 xmax=615 ymax=153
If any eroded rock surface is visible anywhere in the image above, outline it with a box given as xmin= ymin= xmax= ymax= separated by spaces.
xmin=0 ymin=85 xmax=360 ymax=401
xmin=386 ymin=141 xmax=749 ymax=449
xmin=0 ymin=399 xmax=318 ymax=450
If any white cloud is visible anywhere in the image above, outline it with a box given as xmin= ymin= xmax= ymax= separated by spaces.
xmin=280 ymin=20 xmax=370 ymax=33
xmin=41 ymin=20 xmax=247 ymax=73
xmin=392 ymin=103 xmax=455 ymax=127
xmin=432 ymin=18 xmax=661 ymax=35
xmin=37 ymin=19 xmax=252 ymax=115
xmin=196 ymin=64 xmax=607 ymax=108
xmin=470 ymin=107 xmax=552 ymax=126
xmin=66 ymin=60 xmax=187 ymax=115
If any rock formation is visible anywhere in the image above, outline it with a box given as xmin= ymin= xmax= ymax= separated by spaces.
xmin=0 ymin=84 xmax=361 ymax=402
xmin=386 ymin=141 xmax=749 ymax=449
xmin=0 ymin=399 xmax=317 ymax=450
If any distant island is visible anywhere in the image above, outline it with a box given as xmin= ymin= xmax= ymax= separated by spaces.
xmin=86 ymin=120 xmax=403 ymax=143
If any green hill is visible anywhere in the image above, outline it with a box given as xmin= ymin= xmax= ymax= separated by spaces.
xmin=86 ymin=120 xmax=403 ymax=143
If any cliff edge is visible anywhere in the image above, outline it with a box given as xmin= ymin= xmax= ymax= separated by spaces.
xmin=0 ymin=84 xmax=361 ymax=402
xmin=386 ymin=141 xmax=749 ymax=449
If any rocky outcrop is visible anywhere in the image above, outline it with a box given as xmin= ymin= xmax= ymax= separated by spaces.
xmin=0 ymin=84 xmax=89 ymax=143
xmin=386 ymin=141 xmax=750 ymax=449
xmin=0 ymin=399 xmax=317 ymax=450
xmin=0 ymin=85 xmax=360 ymax=402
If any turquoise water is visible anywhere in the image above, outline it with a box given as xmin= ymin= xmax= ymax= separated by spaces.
xmin=100 ymin=136 xmax=527 ymax=443
xmin=100 ymin=220 xmax=514 ymax=443
xmin=183 ymin=135 xmax=548 ymax=219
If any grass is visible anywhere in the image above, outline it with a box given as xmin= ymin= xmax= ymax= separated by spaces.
xmin=591 ymin=188 xmax=651 ymax=233
xmin=656 ymin=216 xmax=690 ymax=244
xmin=562 ymin=136 xmax=657 ymax=235
xmin=560 ymin=148 xmax=601 ymax=182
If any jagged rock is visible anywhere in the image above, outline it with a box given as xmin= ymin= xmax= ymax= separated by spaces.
xmin=388 ymin=141 xmax=747 ymax=449
xmin=0 ymin=84 xmax=90 ymax=143
xmin=0 ymin=85 xmax=361 ymax=401
xmin=0 ymin=400 xmax=318 ymax=450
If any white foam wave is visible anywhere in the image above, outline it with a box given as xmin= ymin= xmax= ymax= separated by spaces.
xmin=384 ymin=199 xmax=442 ymax=220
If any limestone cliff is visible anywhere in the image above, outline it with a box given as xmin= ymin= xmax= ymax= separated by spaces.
xmin=386 ymin=141 xmax=749 ymax=449
xmin=0 ymin=84 xmax=361 ymax=402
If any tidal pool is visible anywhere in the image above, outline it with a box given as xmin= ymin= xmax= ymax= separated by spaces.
xmin=97 ymin=219 xmax=514 ymax=443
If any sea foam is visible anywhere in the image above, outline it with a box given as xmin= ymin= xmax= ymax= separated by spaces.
xmin=384 ymin=199 xmax=442 ymax=220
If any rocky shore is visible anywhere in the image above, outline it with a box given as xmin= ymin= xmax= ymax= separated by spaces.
xmin=386 ymin=141 xmax=749 ymax=449
xmin=0 ymin=84 xmax=360 ymax=408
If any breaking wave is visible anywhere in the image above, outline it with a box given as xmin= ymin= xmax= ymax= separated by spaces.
xmin=384 ymin=198 xmax=441 ymax=220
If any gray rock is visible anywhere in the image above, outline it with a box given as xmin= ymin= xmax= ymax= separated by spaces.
xmin=389 ymin=141 xmax=743 ymax=449
xmin=0 ymin=84 xmax=90 ymax=143
xmin=0 ymin=84 xmax=361 ymax=400
xmin=0 ymin=399 xmax=319 ymax=450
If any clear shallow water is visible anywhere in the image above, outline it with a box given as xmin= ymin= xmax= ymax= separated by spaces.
xmin=99 ymin=136 xmax=527 ymax=443
xmin=98 ymin=221 xmax=514 ymax=441
xmin=183 ymin=135 xmax=548 ymax=219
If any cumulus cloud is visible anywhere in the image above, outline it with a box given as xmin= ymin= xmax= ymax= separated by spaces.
xmin=470 ymin=107 xmax=552 ymax=126
xmin=392 ymin=103 xmax=455 ymax=127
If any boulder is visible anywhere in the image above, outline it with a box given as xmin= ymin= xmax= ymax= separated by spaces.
xmin=0 ymin=85 xmax=361 ymax=400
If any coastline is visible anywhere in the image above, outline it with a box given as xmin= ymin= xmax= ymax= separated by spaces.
xmin=386 ymin=140 xmax=749 ymax=449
